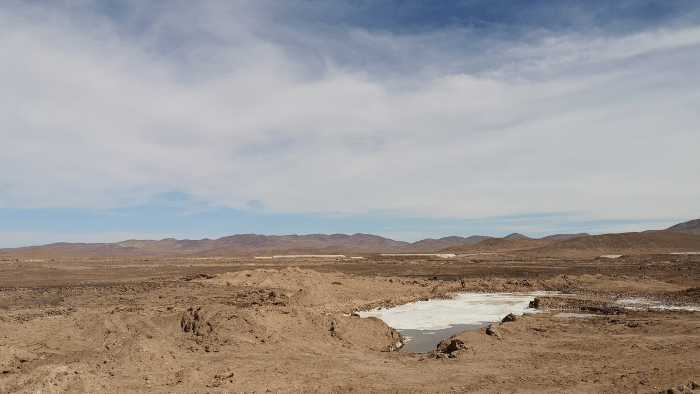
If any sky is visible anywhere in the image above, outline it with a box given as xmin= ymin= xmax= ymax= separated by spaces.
xmin=1 ymin=0 xmax=699 ymax=248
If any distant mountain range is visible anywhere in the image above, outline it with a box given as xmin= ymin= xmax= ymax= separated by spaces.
xmin=1 ymin=219 xmax=698 ymax=258
xmin=0 ymin=233 xmax=495 ymax=258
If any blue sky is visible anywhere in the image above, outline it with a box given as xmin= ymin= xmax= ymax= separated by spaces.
xmin=1 ymin=0 xmax=699 ymax=247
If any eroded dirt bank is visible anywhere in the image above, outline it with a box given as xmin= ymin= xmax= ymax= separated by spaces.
xmin=1 ymin=254 xmax=699 ymax=393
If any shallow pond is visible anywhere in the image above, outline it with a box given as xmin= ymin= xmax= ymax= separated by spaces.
xmin=358 ymin=292 xmax=555 ymax=353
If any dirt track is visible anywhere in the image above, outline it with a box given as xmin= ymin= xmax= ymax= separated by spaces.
xmin=1 ymin=253 xmax=699 ymax=393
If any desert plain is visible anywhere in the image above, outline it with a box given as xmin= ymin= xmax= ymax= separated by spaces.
xmin=1 ymin=229 xmax=700 ymax=393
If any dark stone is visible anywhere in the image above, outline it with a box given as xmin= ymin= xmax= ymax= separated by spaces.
xmin=437 ymin=338 xmax=467 ymax=354
xmin=486 ymin=325 xmax=501 ymax=339
xmin=501 ymin=313 xmax=518 ymax=323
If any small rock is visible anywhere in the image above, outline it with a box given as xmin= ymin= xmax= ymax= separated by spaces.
xmin=437 ymin=338 xmax=467 ymax=354
xmin=486 ymin=325 xmax=501 ymax=340
xmin=691 ymin=381 xmax=700 ymax=389
xmin=667 ymin=388 xmax=681 ymax=394
xmin=501 ymin=313 xmax=518 ymax=323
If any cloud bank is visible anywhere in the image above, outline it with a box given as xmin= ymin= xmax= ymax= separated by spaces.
xmin=1 ymin=0 xmax=699 ymax=237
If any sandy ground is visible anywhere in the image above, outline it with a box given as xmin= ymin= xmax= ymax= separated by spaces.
xmin=1 ymin=253 xmax=699 ymax=393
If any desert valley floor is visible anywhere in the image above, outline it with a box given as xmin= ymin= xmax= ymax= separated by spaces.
xmin=1 ymin=233 xmax=700 ymax=393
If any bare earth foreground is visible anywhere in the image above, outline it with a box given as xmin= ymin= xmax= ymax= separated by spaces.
xmin=1 ymin=251 xmax=700 ymax=393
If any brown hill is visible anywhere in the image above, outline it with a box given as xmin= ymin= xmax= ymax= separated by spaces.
xmin=525 ymin=230 xmax=700 ymax=257
xmin=213 ymin=233 xmax=412 ymax=254
xmin=666 ymin=219 xmax=700 ymax=236
xmin=504 ymin=233 xmax=530 ymax=240
xmin=667 ymin=218 xmax=700 ymax=231
xmin=407 ymin=236 xmax=492 ymax=252
xmin=541 ymin=233 xmax=590 ymax=241
xmin=441 ymin=237 xmax=552 ymax=254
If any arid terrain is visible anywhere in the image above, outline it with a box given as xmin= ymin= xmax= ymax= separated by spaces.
xmin=1 ymin=227 xmax=700 ymax=393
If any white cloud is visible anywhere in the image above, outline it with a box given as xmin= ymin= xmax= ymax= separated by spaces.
xmin=0 ymin=2 xmax=699 ymax=225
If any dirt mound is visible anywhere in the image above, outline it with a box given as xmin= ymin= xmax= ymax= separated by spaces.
xmin=202 ymin=267 xmax=462 ymax=313
xmin=327 ymin=315 xmax=404 ymax=351
xmin=206 ymin=267 xmax=331 ymax=291
xmin=180 ymin=306 xmax=404 ymax=352
xmin=525 ymin=230 xmax=700 ymax=257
